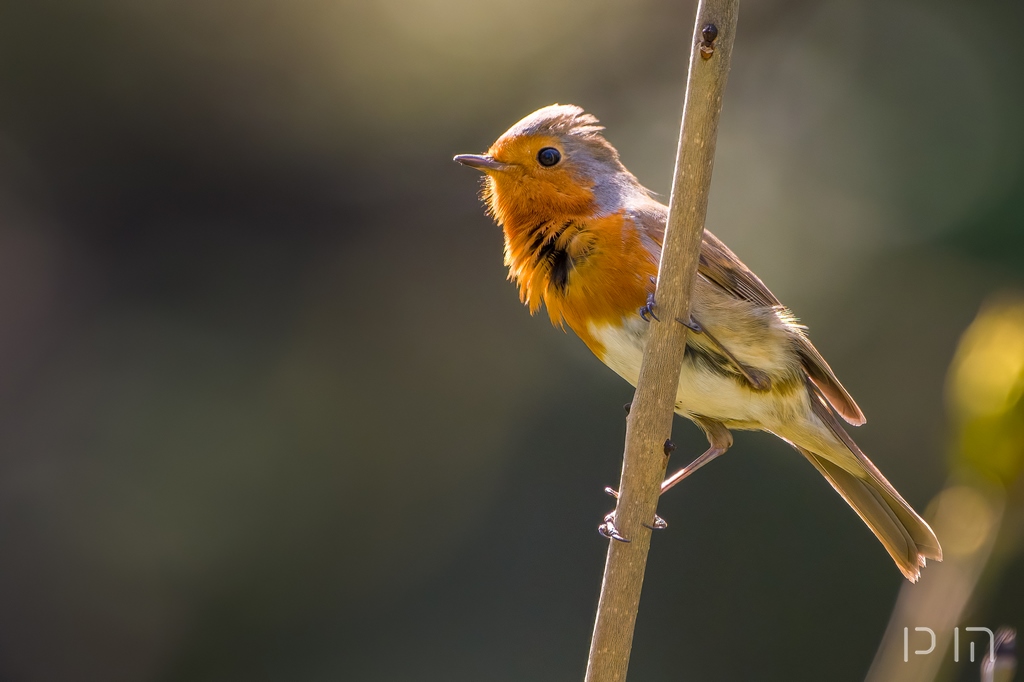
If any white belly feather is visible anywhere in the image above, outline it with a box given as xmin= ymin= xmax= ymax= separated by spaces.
xmin=589 ymin=315 xmax=806 ymax=431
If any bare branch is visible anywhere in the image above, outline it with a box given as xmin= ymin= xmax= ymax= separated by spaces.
xmin=584 ymin=1 xmax=741 ymax=680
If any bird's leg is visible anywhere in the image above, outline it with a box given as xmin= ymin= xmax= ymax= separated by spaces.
xmin=605 ymin=422 xmax=731 ymax=524
xmin=600 ymin=439 xmax=674 ymax=541
xmin=676 ymin=315 xmax=771 ymax=391
xmin=600 ymin=398 xmax=733 ymax=542
xmin=660 ymin=418 xmax=733 ymax=494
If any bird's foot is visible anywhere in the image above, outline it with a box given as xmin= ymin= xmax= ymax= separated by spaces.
xmin=598 ymin=514 xmax=630 ymax=542
xmin=602 ymin=486 xmax=667 ymax=534
xmin=677 ymin=315 xmax=703 ymax=333
xmin=639 ymin=293 xmax=659 ymax=322
xmin=644 ymin=516 xmax=669 ymax=531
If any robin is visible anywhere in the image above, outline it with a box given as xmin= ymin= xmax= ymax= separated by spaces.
xmin=455 ymin=104 xmax=941 ymax=581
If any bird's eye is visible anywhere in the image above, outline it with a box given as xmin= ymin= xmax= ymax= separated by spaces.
xmin=537 ymin=147 xmax=561 ymax=167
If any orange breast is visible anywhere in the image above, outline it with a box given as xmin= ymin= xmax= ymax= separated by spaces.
xmin=504 ymin=211 xmax=658 ymax=357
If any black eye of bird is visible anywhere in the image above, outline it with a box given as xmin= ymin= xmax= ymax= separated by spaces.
xmin=537 ymin=147 xmax=561 ymax=167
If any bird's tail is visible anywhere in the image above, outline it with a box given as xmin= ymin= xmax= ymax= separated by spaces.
xmin=796 ymin=445 xmax=942 ymax=581
xmin=795 ymin=389 xmax=942 ymax=582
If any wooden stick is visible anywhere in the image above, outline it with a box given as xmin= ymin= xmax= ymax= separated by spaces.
xmin=583 ymin=1 xmax=740 ymax=680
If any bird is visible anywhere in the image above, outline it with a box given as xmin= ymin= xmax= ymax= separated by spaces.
xmin=454 ymin=103 xmax=941 ymax=581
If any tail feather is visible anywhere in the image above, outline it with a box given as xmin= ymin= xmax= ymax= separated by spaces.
xmin=796 ymin=446 xmax=940 ymax=581
xmin=798 ymin=383 xmax=942 ymax=581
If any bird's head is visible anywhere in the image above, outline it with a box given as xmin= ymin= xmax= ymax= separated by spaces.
xmin=454 ymin=104 xmax=646 ymax=228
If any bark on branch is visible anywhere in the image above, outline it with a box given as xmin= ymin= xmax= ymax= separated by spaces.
xmin=583 ymin=1 xmax=740 ymax=680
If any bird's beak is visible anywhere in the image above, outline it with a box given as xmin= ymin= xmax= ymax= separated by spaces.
xmin=453 ymin=154 xmax=511 ymax=172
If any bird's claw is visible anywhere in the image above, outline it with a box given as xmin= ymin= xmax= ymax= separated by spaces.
xmin=639 ymin=293 xmax=660 ymax=322
xmin=676 ymin=315 xmax=703 ymax=333
xmin=643 ymin=515 xmax=668 ymax=530
xmin=598 ymin=516 xmax=630 ymax=543
xmin=602 ymin=487 xmax=667 ymax=533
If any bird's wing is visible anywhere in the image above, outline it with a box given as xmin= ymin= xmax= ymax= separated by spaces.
xmin=701 ymin=229 xmax=866 ymax=425
xmin=792 ymin=328 xmax=866 ymax=425
xmin=697 ymin=229 xmax=780 ymax=307
xmin=631 ymin=203 xmax=865 ymax=425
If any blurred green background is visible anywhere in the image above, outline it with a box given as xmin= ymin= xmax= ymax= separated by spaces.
xmin=0 ymin=1 xmax=1021 ymax=680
